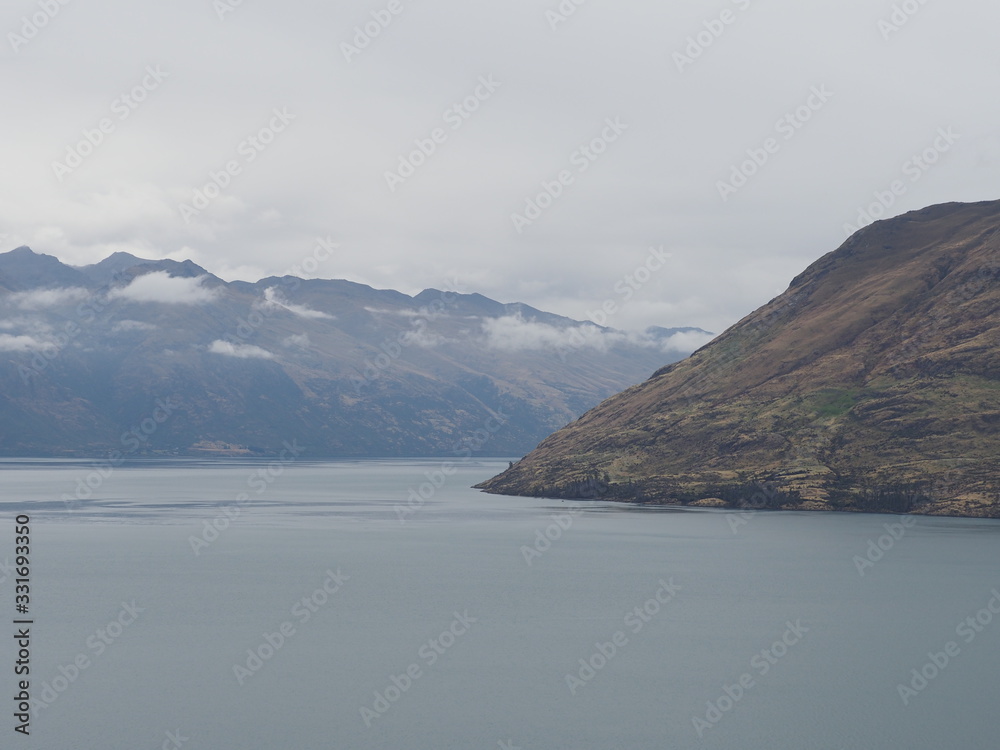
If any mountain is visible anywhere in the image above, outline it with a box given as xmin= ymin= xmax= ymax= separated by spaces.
xmin=74 ymin=252 xmax=154 ymax=283
xmin=478 ymin=200 xmax=1000 ymax=518
xmin=0 ymin=246 xmax=92 ymax=291
xmin=0 ymin=246 xmax=710 ymax=457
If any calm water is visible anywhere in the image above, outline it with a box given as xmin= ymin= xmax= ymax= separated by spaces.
xmin=0 ymin=458 xmax=997 ymax=749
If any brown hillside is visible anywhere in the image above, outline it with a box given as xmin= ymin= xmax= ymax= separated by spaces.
xmin=477 ymin=200 xmax=1000 ymax=517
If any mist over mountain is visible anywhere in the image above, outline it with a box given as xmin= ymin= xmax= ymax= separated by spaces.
xmin=479 ymin=200 xmax=1000 ymax=518
xmin=0 ymin=246 xmax=711 ymax=457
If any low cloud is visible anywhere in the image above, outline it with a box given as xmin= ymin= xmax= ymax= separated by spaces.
xmin=481 ymin=313 xmax=618 ymax=353
xmin=365 ymin=306 xmax=451 ymax=321
xmin=0 ymin=317 xmax=49 ymax=332
xmin=108 ymin=272 xmax=217 ymax=305
xmin=481 ymin=314 xmax=714 ymax=356
xmin=365 ymin=306 xmax=413 ymax=316
xmin=208 ymin=340 xmax=274 ymax=359
xmin=0 ymin=333 xmax=49 ymax=351
xmin=658 ymin=330 xmax=715 ymax=353
xmin=283 ymin=333 xmax=310 ymax=347
xmin=400 ymin=327 xmax=450 ymax=348
xmin=263 ymin=288 xmax=333 ymax=319
xmin=112 ymin=320 xmax=158 ymax=332
xmin=10 ymin=287 xmax=90 ymax=310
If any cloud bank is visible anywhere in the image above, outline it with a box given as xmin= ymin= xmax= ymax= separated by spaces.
xmin=10 ymin=288 xmax=91 ymax=310
xmin=208 ymin=340 xmax=274 ymax=360
xmin=480 ymin=314 xmax=714 ymax=355
xmin=262 ymin=288 xmax=333 ymax=319
xmin=108 ymin=273 xmax=217 ymax=305
xmin=0 ymin=334 xmax=49 ymax=352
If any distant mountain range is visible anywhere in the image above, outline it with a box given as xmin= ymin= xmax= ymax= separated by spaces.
xmin=0 ymin=246 xmax=711 ymax=457
xmin=479 ymin=200 xmax=1000 ymax=518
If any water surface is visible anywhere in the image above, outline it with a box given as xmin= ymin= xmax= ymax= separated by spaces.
xmin=1 ymin=458 xmax=997 ymax=749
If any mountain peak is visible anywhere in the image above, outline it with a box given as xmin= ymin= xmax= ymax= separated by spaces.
xmin=104 ymin=251 xmax=147 ymax=263
xmin=76 ymin=253 xmax=214 ymax=285
xmin=0 ymin=245 xmax=91 ymax=291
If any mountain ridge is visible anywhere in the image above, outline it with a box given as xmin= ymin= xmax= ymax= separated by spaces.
xmin=0 ymin=245 xmax=711 ymax=458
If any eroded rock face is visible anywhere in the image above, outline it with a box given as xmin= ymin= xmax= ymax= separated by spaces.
xmin=478 ymin=200 xmax=1000 ymax=518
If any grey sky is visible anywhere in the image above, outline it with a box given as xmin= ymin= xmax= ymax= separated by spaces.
xmin=2 ymin=0 xmax=997 ymax=334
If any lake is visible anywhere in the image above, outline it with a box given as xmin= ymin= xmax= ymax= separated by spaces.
xmin=1 ymin=458 xmax=997 ymax=749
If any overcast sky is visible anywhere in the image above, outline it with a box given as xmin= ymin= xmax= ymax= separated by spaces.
xmin=2 ymin=0 xmax=998 ymax=335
